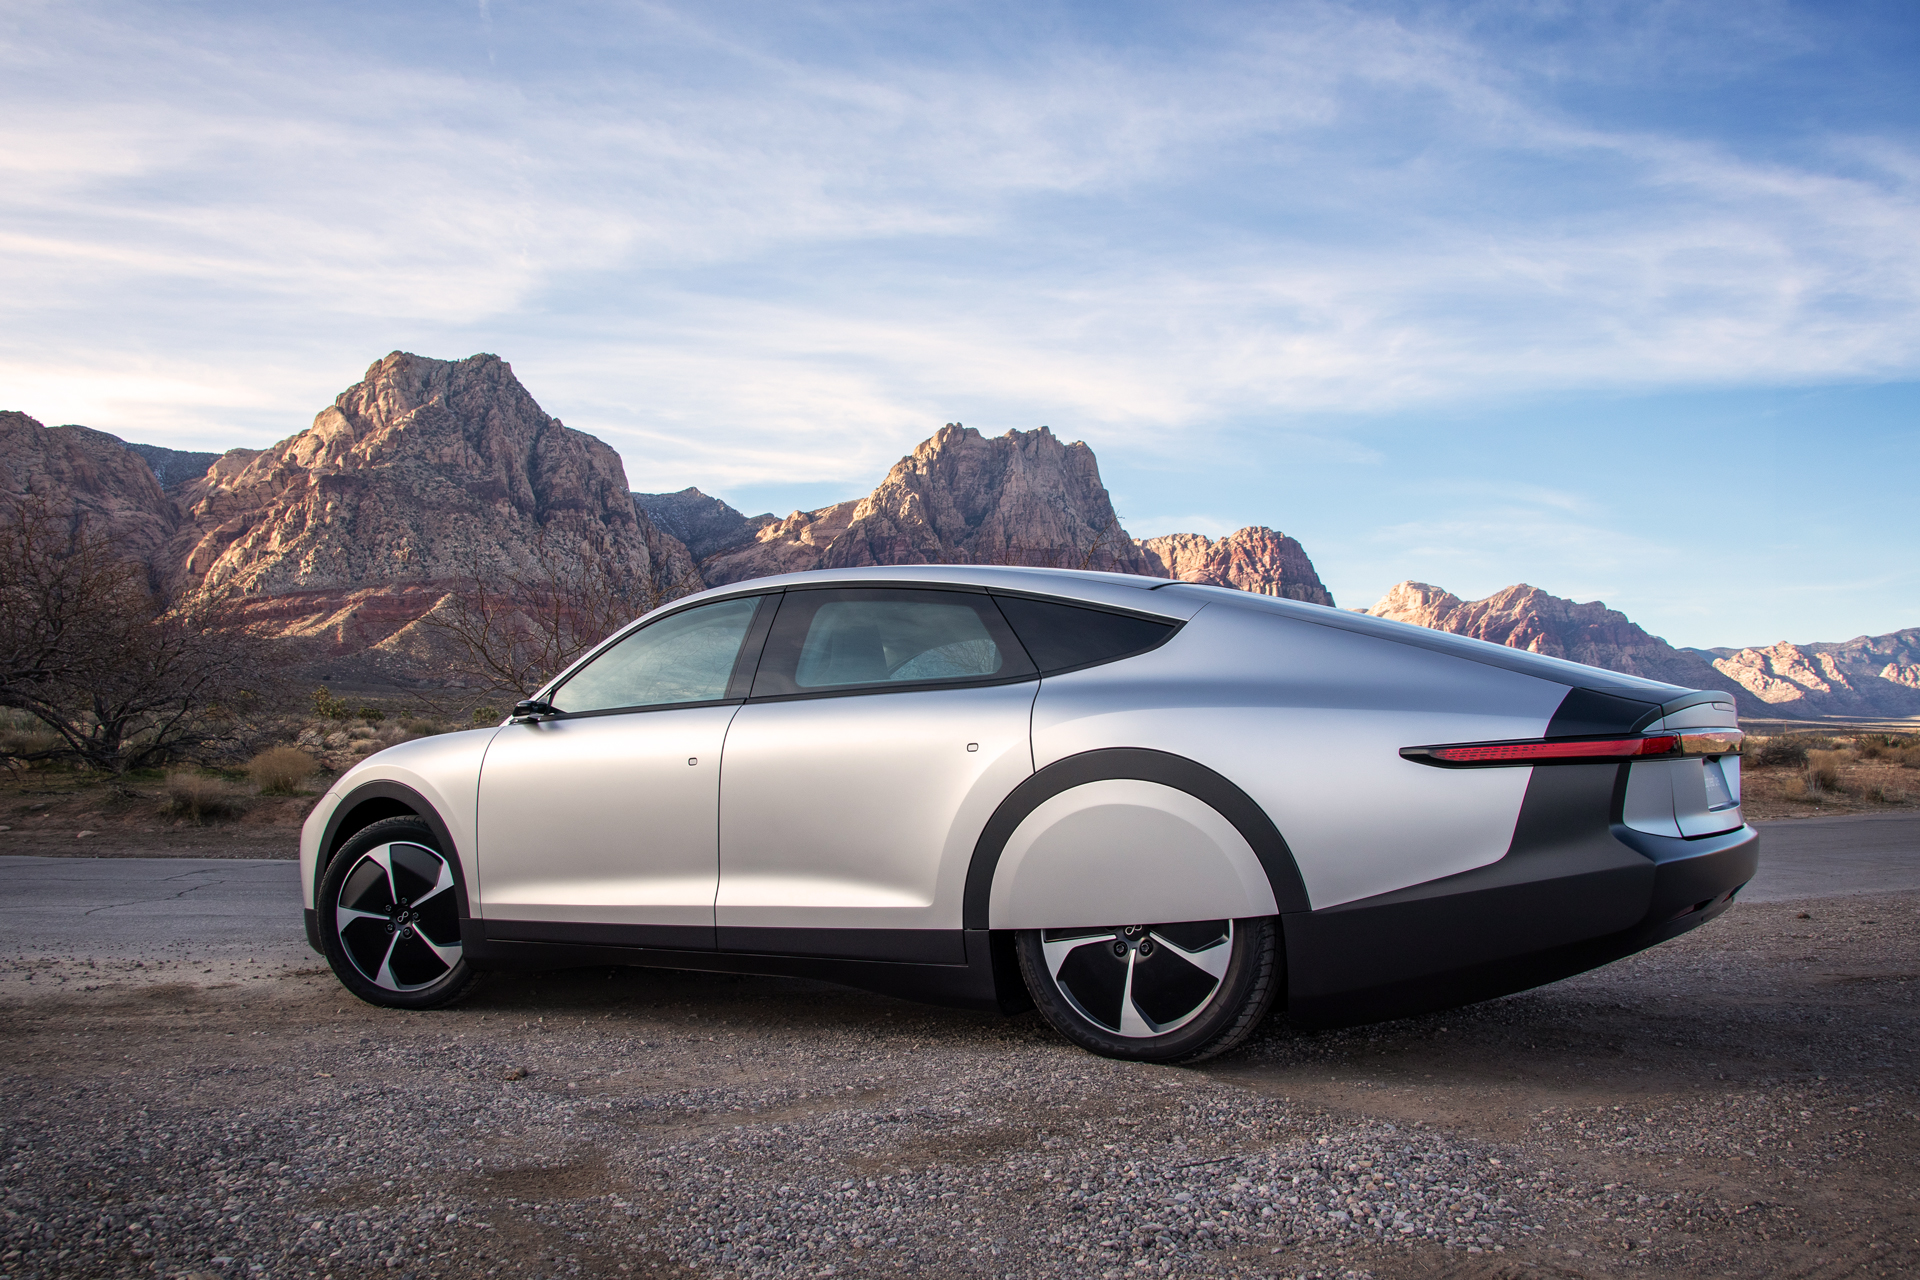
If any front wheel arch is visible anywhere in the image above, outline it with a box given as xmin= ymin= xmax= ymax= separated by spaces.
xmin=316 ymin=780 xmax=466 ymax=907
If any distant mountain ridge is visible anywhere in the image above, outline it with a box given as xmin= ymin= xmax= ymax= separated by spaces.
xmin=4 ymin=349 xmax=1910 ymax=715
xmin=1365 ymin=581 xmax=1920 ymax=721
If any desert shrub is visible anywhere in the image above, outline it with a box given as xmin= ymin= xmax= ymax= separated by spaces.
xmin=1866 ymin=783 xmax=1911 ymax=804
xmin=1751 ymin=737 xmax=1808 ymax=768
xmin=470 ymin=706 xmax=499 ymax=726
xmin=311 ymin=686 xmax=353 ymax=721
xmin=160 ymin=771 xmax=243 ymax=821
xmin=402 ymin=719 xmax=442 ymax=737
xmin=0 ymin=720 xmax=64 ymax=762
xmin=248 ymin=746 xmax=317 ymax=794
xmin=357 ymin=706 xmax=385 ymax=723
xmin=1806 ymin=749 xmax=1848 ymax=793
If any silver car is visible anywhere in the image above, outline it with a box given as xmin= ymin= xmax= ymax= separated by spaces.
xmin=301 ymin=566 xmax=1757 ymax=1062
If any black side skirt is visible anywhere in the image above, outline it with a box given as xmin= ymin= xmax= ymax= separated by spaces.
xmin=458 ymin=923 xmax=1028 ymax=1014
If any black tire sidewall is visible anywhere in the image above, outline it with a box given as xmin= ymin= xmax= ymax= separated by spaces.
xmin=318 ymin=815 xmax=476 ymax=1010
xmin=1017 ymin=917 xmax=1278 ymax=1063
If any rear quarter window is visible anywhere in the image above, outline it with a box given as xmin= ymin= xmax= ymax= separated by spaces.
xmin=993 ymin=596 xmax=1178 ymax=674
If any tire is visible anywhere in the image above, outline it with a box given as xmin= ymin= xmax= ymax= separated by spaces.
xmin=318 ymin=815 xmax=477 ymax=1010
xmin=1016 ymin=917 xmax=1280 ymax=1063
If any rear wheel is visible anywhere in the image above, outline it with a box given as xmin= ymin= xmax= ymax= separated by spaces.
xmin=1016 ymin=917 xmax=1280 ymax=1063
xmin=319 ymin=816 xmax=476 ymax=1010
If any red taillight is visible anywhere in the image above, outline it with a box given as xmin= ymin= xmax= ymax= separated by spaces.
xmin=1402 ymin=734 xmax=1687 ymax=767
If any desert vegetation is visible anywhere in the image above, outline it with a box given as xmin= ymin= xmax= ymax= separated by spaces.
xmin=0 ymin=496 xmax=275 ymax=773
xmin=1739 ymin=730 xmax=1918 ymax=816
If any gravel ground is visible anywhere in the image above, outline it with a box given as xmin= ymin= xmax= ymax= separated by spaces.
xmin=2 ymin=891 xmax=1916 ymax=1280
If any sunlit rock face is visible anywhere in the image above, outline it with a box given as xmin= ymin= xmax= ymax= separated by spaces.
xmin=163 ymin=352 xmax=696 ymax=657
xmin=1364 ymin=580 xmax=1759 ymax=711
xmin=696 ymin=424 xmax=1152 ymax=586
xmin=1707 ymin=632 xmax=1920 ymax=717
xmin=1364 ymin=582 xmax=1920 ymax=720
xmin=1137 ymin=528 xmax=1335 ymax=605
xmin=0 ymin=413 xmax=182 ymax=559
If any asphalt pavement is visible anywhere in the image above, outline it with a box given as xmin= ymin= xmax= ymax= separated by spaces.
xmin=1 ymin=813 xmax=1914 ymax=964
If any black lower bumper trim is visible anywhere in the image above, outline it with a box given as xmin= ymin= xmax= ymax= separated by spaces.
xmin=1284 ymin=823 xmax=1759 ymax=1028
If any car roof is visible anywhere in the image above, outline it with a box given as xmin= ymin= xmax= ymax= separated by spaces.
xmin=665 ymin=564 xmax=1207 ymax=619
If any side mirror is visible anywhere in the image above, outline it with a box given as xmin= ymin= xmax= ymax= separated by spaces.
xmin=510 ymin=698 xmax=557 ymax=721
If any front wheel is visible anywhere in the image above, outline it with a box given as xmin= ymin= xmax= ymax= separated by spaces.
xmin=318 ymin=815 xmax=476 ymax=1010
xmin=1016 ymin=917 xmax=1280 ymax=1063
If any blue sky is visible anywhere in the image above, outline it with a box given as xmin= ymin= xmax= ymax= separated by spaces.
xmin=3 ymin=0 xmax=1916 ymax=648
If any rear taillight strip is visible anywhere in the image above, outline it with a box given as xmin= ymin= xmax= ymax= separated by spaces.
xmin=1402 ymin=729 xmax=1741 ymax=768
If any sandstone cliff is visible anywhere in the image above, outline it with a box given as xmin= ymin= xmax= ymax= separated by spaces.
xmin=1704 ymin=629 xmax=1920 ymax=718
xmin=1365 ymin=582 xmax=1920 ymax=720
xmin=163 ymin=352 xmax=697 ymax=658
xmin=0 ymin=413 xmax=181 ymax=558
xmin=1365 ymin=581 xmax=1760 ymax=710
xmin=1137 ymin=528 xmax=1335 ymax=605
xmin=696 ymin=424 xmax=1151 ymax=586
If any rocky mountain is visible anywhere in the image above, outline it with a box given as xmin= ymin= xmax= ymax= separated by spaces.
xmin=120 ymin=441 xmax=222 ymax=490
xmin=633 ymin=487 xmax=775 ymax=561
xmin=678 ymin=424 xmax=1153 ymax=586
xmin=1366 ymin=582 xmax=1920 ymax=721
xmin=0 ymin=413 xmax=181 ymax=558
xmin=1137 ymin=528 xmax=1334 ymax=605
xmin=1700 ymin=629 xmax=1920 ymax=719
xmin=33 ymin=350 xmax=1909 ymax=721
xmin=156 ymin=352 xmax=695 ymax=658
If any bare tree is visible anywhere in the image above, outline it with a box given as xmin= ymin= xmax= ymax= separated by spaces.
xmin=421 ymin=529 xmax=702 ymax=699
xmin=0 ymin=497 xmax=275 ymax=772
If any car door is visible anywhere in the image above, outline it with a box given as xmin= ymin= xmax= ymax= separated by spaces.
xmin=476 ymin=593 xmax=772 ymax=947
xmin=715 ymin=587 xmax=1039 ymax=961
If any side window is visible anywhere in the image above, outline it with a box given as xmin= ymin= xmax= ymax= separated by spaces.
xmin=550 ymin=596 xmax=762 ymax=714
xmin=752 ymin=589 xmax=1036 ymax=697
xmin=992 ymin=595 xmax=1177 ymax=674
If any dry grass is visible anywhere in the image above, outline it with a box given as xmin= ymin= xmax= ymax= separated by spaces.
xmin=158 ymin=771 xmax=243 ymax=822
xmin=247 ymin=746 xmax=318 ymax=795
xmin=1806 ymin=749 xmax=1849 ymax=793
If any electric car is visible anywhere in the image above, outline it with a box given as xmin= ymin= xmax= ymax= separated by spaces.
xmin=301 ymin=565 xmax=1757 ymax=1062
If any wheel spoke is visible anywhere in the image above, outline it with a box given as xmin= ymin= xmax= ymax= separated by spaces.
xmin=372 ymin=931 xmax=406 ymax=992
xmin=411 ymin=858 xmax=456 ymax=906
xmin=1042 ymin=932 xmax=1117 ymax=980
xmin=1116 ymin=953 xmax=1155 ymax=1037
xmin=1149 ymin=925 xmax=1233 ymax=981
xmin=335 ymin=906 xmax=388 ymax=927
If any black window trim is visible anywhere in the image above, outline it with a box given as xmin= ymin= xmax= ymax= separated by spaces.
xmin=984 ymin=586 xmax=1187 ymax=677
xmin=537 ymin=591 xmax=781 ymax=721
xmin=746 ymin=585 xmax=1039 ymax=703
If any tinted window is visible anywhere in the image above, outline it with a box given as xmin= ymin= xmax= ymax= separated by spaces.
xmin=753 ymin=589 xmax=1036 ymax=696
xmin=994 ymin=596 xmax=1177 ymax=673
xmin=551 ymin=596 xmax=761 ymax=713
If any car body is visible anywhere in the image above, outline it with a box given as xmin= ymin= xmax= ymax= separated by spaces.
xmin=302 ymin=565 xmax=1757 ymax=1059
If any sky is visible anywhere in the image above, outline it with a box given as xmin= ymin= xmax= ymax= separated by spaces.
xmin=2 ymin=0 xmax=1917 ymax=649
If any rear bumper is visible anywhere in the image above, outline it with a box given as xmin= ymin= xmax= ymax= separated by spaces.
xmin=1283 ymin=821 xmax=1758 ymax=1028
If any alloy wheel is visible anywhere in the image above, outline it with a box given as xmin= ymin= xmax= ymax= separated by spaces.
xmin=332 ymin=840 xmax=464 ymax=993
xmin=1038 ymin=920 xmax=1233 ymax=1037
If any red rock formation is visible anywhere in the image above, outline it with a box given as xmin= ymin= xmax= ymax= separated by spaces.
xmin=0 ymin=413 xmax=180 ymax=558
xmin=699 ymin=424 xmax=1148 ymax=586
xmin=165 ymin=352 xmax=697 ymax=657
xmin=1365 ymin=581 xmax=1761 ymax=710
xmin=1706 ymin=630 xmax=1920 ymax=717
xmin=1137 ymin=528 xmax=1334 ymax=605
